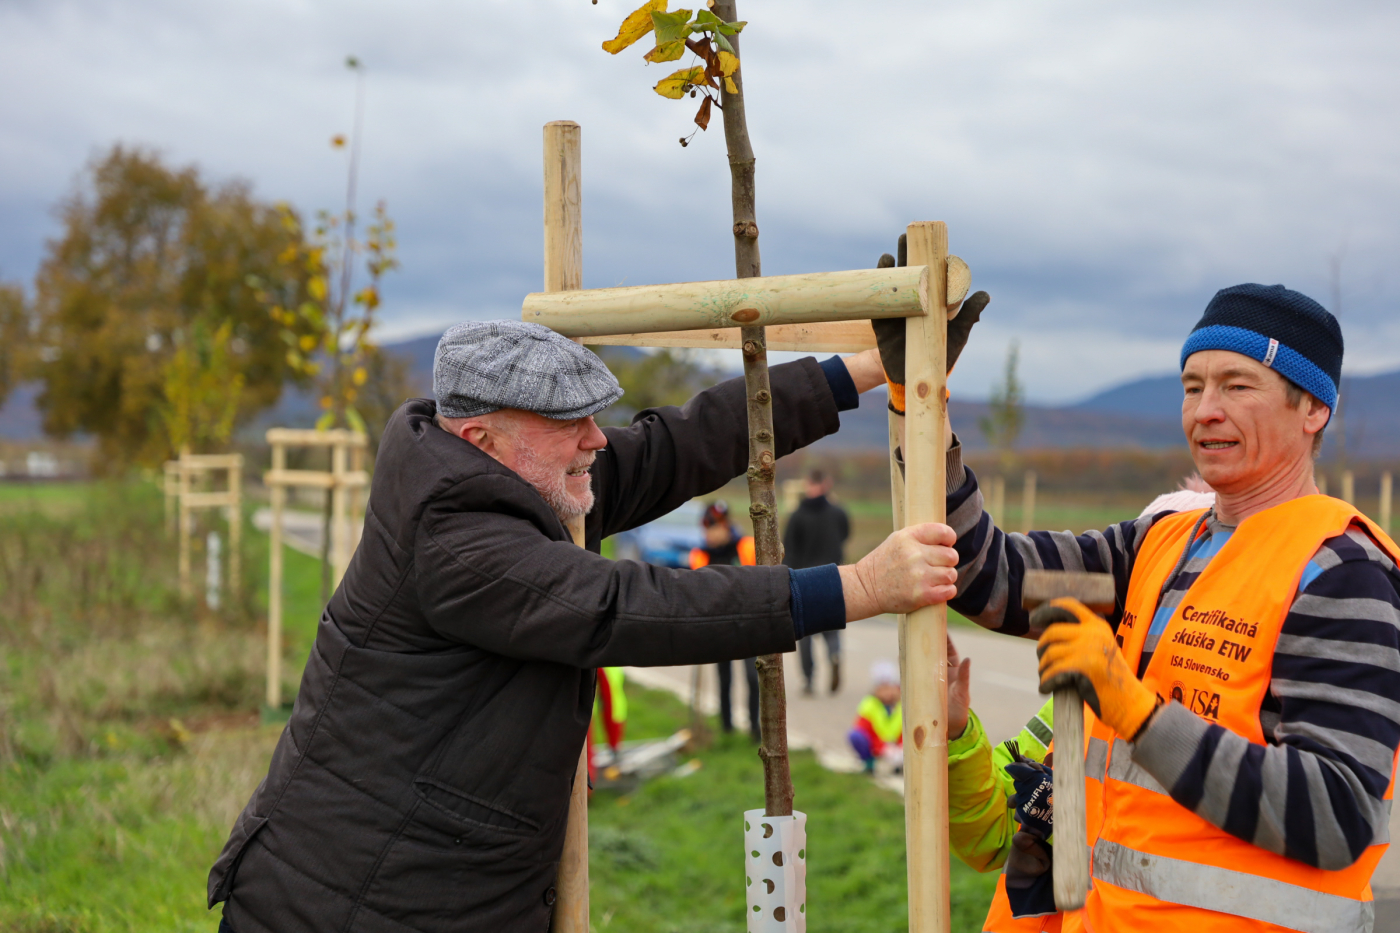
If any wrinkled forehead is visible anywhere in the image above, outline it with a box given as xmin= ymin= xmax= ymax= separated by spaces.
xmin=1181 ymin=349 xmax=1286 ymax=385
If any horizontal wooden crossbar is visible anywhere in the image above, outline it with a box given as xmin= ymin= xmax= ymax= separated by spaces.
xmin=175 ymin=454 xmax=244 ymax=470
xmin=524 ymin=266 xmax=928 ymax=338
xmin=582 ymin=320 xmax=877 ymax=353
xmin=264 ymin=469 xmax=369 ymax=490
xmin=265 ymin=428 xmax=369 ymax=448
xmin=182 ymin=491 xmax=239 ymax=508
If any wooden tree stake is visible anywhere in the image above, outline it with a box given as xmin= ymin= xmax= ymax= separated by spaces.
xmin=901 ymin=221 xmax=951 ymax=933
xmin=544 ymin=119 xmax=591 ymax=933
xmin=1021 ymin=469 xmax=1037 ymax=534
xmin=268 ymin=442 xmax=286 ymax=709
xmin=262 ymin=429 xmax=366 ymax=711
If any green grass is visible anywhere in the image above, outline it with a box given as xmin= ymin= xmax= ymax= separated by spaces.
xmin=0 ymin=728 xmax=281 ymax=933
xmin=589 ymin=688 xmax=1000 ymax=933
xmin=10 ymin=480 xmax=1133 ymax=931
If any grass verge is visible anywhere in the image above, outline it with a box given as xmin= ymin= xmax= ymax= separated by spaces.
xmin=590 ymin=688 xmax=999 ymax=933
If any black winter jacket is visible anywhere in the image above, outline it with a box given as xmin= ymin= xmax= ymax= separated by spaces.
xmin=782 ymin=495 xmax=850 ymax=569
xmin=208 ymin=359 xmax=843 ymax=933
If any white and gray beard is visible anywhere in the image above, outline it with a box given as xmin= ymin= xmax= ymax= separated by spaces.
xmin=513 ymin=446 xmax=595 ymax=522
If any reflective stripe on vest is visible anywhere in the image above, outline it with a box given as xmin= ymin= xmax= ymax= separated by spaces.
xmin=1092 ymin=839 xmax=1375 ymax=933
xmin=1103 ymin=737 xmax=1167 ymax=795
xmin=1085 ymin=735 xmax=1108 ymax=783
xmin=1085 ymin=496 xmax=1400 ymax=931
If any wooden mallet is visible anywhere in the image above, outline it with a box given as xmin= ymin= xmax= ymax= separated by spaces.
xmin=1021 ymin=569 xmax=1116 ymax=912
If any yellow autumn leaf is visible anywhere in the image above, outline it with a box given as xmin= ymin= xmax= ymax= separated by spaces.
xmin=724 ymin=75 xmax=737 ymax=94
xmin=602 ymin=0 xmax=667 ymax=54
xmin=644 ymin=39 xmax=686 ymax=63
xmin=717 ymin=50 xmax=738 ymax=76
xmin=299 ymin=334 xmax=318 ymax=352
xmin=353 ymin=367 xmax=368 ymax=386
xmin=654 ymin=66 xmax=706 ymax=99
xmin=308 ymin=275 xmax=328 ymax=301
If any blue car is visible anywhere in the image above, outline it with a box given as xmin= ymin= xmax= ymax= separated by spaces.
xmin=611 ymin=501 xmax=704 ymax=568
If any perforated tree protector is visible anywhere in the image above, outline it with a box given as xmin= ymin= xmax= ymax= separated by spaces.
xmin=744 ymin=809 xmax=807 ymax=932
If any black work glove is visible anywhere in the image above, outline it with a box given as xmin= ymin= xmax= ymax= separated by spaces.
xmin=1005 ymin=749 xmax=1055 ymax=839
xmin=871 ymin=233 xmax=990 ymax=413
xmin=1005 ymin=831 xmax=1057 ymax=918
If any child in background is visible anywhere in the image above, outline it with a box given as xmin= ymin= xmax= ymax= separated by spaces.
xmin=849 ymin=661 xmax=903 ymax=774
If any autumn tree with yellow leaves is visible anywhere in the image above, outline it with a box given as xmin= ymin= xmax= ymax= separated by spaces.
xmin=32 ymin=145 xmax=313 ymax=468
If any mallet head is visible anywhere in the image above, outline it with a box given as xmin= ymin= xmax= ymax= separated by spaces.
xmin=1022 ymin=569 xmax=1115 ymax=635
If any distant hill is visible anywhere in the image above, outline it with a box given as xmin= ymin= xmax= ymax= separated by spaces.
xmin=1073 ymin=374 xmax=1182 ymax=419
xmin=810 ymin=392 xmax=1183 ymax=452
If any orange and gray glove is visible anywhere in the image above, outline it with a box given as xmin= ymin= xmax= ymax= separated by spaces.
xmin=1033 ymin=598 xmax=1161 ymax=741
xmin=871 ymin=233 xmax=990 ymax=414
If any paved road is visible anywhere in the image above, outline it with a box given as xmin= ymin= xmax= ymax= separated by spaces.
xmin=624 ymin=616 xmax=1400 ymax=923
xmin=625 ymin=617 xmax=1045 ymax=778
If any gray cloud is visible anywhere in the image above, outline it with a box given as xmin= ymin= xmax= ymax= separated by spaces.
xmin=2 ymin=0 xmax=1398 ymax=402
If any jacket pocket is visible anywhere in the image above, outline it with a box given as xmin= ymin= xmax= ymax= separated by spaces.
xmin=412 ymin=777 xmax=541 ymax=836
xmin=207 ymin=814 xmax=268 ymax=906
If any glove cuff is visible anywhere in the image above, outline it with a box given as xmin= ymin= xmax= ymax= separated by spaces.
xmin=886 ymin=380 xmax=906 ymax=414
xmin=1116 ymin=690 xmax=1163 ymax=742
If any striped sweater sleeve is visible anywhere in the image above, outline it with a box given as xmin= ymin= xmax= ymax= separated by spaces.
xmin=944 ymin=441 xmax=1163 ymax=637
xmin=1132 ymin=526 xmax=1400 ymax=870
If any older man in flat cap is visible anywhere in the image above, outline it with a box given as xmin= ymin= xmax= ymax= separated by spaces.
xmin=210 ymin=322 xmax=959 ymax=933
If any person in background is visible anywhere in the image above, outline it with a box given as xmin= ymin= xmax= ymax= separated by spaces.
xmin=849 ymin=660 xmax=903 ymax=775
xmin=690 ymin=501 xmax=760 ymax=741
xmin=592 ymin=666 xmax=627 ymax=769
xmin=784 ymin=469 xmax=851 ymax=695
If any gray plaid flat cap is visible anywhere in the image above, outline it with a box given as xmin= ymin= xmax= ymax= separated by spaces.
xmin=433 ymin=320 xmax=623 ymax=420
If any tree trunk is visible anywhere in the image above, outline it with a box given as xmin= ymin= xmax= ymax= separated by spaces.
xmin=320 ymin=485 xmax=333 ymax=607
xmin=712 ymin=0 xmax=793 ymax=819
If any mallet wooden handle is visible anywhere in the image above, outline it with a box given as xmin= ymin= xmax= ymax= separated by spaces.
xmin=1021 ymin=568 xmax=1111 ymax=912
xmin=1051 ymin=689 xmax=1089 ymax=911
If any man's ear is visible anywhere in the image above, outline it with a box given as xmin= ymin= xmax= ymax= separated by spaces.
xmin=459 ymin=422 xmax=504 ymax=462
xmin=1305 ymin=395 xmax=1331 ymax=435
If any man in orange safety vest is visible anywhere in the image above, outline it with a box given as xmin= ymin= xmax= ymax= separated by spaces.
xmin=873 ymin=273 xmax=1400 ymax=932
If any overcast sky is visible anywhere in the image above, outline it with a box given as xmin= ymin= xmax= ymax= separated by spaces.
xmin=3 ymin=0 xmax=1398 ymax=403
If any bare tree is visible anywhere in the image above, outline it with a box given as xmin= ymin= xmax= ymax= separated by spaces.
xmin=600 ymin=1 xmax=793 ymax=816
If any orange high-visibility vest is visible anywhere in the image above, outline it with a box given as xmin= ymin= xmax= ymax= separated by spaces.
xmin=987 ymin=496 xmax=1400 ymax=933
xmin=1090 ymin=497 xmax=1398 ymax=931
xmin=688 ymin=536 xmax=756 ymax=569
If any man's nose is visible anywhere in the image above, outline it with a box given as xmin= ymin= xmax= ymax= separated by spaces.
xmin=579 ymin=417 xmax=608 ymax=450
xmin=1194 ymin=384 xmax=1226 ymax=423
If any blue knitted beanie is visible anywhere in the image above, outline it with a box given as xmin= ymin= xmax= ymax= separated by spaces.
xmin=1180 ymin=283 xmax=1342 ymax=413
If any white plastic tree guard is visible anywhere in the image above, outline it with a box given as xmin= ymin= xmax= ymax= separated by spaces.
xmin=745 ymin=810 xmax=808 ymax=932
